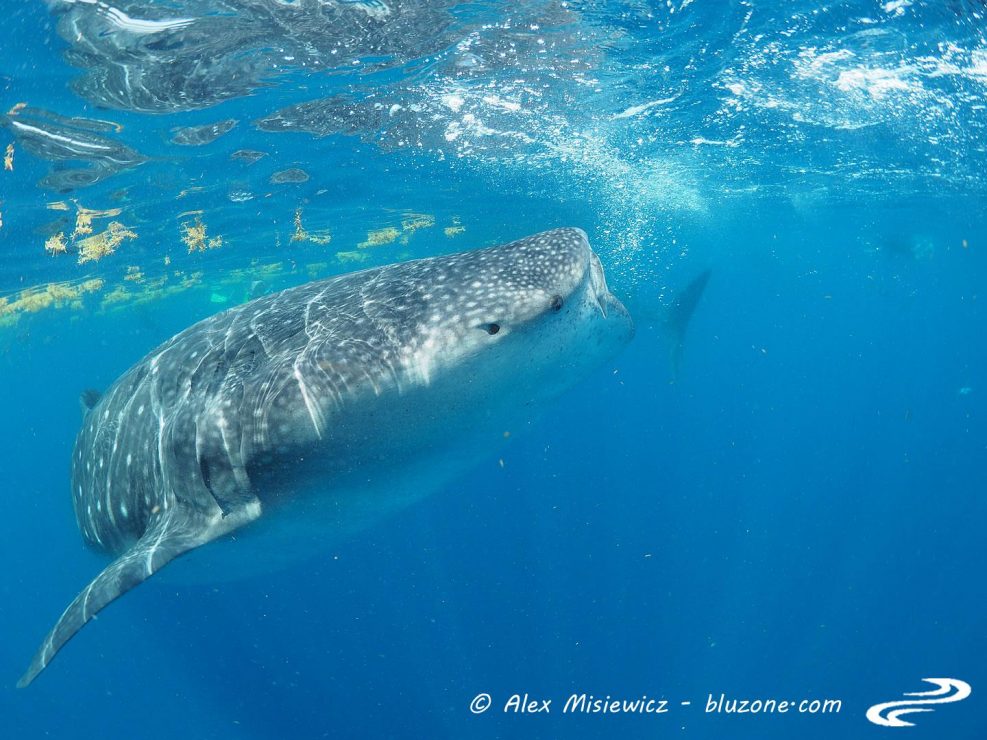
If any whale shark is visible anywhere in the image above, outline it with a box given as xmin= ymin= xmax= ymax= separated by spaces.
xmin=665 ymin=269 xmax=711 ymax=381
xmin=19 ymin=227 xmax=634 ymax=687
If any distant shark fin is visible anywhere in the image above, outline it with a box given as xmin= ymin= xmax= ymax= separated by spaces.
xmin=18 ymin=501 xmax=260 ymax=688
xmin=663 ymin=269 xmax=711 ymax=382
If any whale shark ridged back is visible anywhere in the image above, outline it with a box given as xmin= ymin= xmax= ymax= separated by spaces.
xmin=19 ymin=227 xmax=634 ymax=687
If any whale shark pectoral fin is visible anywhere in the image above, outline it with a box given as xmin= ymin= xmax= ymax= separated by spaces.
xmin=194 ymin=411 xmax=254 ymax=518
xmin=199 ymin=454 xmax=254 ymax=518
xmin=17 ymin=500 xmax=260 ymax=688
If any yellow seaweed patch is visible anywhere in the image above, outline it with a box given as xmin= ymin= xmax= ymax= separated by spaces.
xmin=47 ymin=201 xmax=70 ymax=211
xmin=399 ymin=213 xmax=436 ymax=245
xmin=182 ymin=271 xmax=205 ymax=287
xmin=0 ymin=278 xmax=104 ymax=325
xmin=290 ymin=209 xmax=305 ymax=243
xmin=291 ymin=208 xmax=332 ymax=245
xmin=45 ymin=232 xmax=68 ymax=255
xmin=226 ymin=261 xmax=286 ymax=282
xmin=72 ymin=204 xmax=122 ymax=239
xmin=77 ymin=221 xmax=137 ymax=264
xmin=0 ymin=256 xmax=344 ymax=330
xmin=100 ymin=270 xmax=205 ymax=312
xmin=357 ymin=226 xmax=400 ymax=249
xmin=73 ymin=211 xmax=93 ymax=238
xmin=3 ymin=143 xmax=13 ymax=171
xmin=181 ymin=215 xmax=223 ymax=253
xmin=403 ymin=214 xmax=435 ymax=231
xmin=7 ymin=102 xmax=26 ymax=116
xmin=444 ymin=216 xmax=465 ymax=238
xmin=401 ymin=213 xmax=435 ymax=234
xmin=101 ymin=285 xmax=132 ymax=306
xmin=336 ymin=250 xmax=369 ymax=263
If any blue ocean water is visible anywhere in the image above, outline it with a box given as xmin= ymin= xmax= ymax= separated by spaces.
xmin=1 ymin=1 xmax=985 ymax=738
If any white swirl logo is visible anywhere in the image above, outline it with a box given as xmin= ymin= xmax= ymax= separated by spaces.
xmin=866 ymin=678 xmax=972 ymax=727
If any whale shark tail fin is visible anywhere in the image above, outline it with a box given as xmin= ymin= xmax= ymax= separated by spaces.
xmin=18 ymin=501 xmax=259 ymax=688
xmin=664 ymin=269 xmax=711 ymax=382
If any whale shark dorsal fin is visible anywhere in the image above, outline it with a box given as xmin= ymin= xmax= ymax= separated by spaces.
xmin=17 ymin=500 xmax=260 ymax=688
xmin=79 ymin=389 xmax=102 ymax=415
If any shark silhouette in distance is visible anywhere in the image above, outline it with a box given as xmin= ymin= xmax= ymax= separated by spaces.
xmin=663 ymin=269 xmax=711 ymax=382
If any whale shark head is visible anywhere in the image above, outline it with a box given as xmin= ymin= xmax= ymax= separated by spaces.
xmin=398 ymin=227 xmax=634 ymax=402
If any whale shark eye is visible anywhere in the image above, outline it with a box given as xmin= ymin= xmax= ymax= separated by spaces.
xmin=480 ymin=322 xmax=500 ymax=335
xmin=550 ymin=295 xmax=564 ymax=312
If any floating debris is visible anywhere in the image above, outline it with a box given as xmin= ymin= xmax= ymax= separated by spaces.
xmin=3 ymin=143 xmax=12 ymax=170
xmin=170 ymin=118 xmax=237 ymax=146
xmin=77 ymin=221 xmax=137 ymax=264
xmin=230 ymin=149 xmax=267 ymax=164
xmin=270 ymin=168 xmax=310 ymax=184
xmin=228 ymin=190 xmax=255 ymax=202
xmin=358 ymin=226 xmax=400 ymax=248
xmin=181 ymin=215 xmax=223 ymax=253
xmin=3 ymin=106 xmax=145 ymax=191
xmin=45 ymin=232 xmax=68 ymax=255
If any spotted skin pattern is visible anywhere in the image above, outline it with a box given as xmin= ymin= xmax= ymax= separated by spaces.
xmin=19 ymin=227 xmax=632 ymax=687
